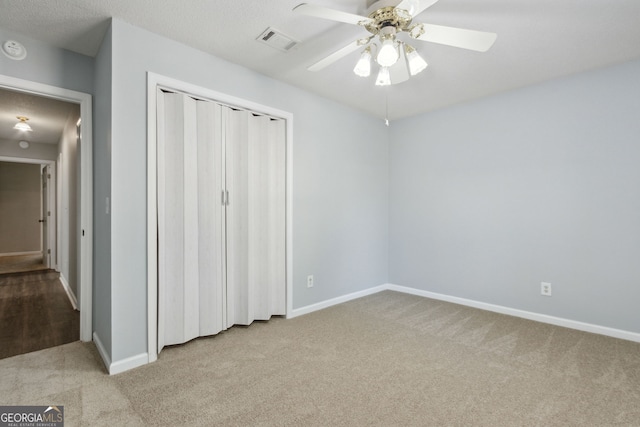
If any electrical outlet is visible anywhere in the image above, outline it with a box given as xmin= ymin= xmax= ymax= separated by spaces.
xmin=307 ymin=275 xmax=314 ymax=288
xmin=541 ymin=282 xmax=552 ymax=296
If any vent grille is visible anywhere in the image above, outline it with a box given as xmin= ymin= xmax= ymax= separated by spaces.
xmin=257 ymin=27 xmax=298 ymax=52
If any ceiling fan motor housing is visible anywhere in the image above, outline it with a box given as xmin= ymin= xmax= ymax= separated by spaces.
xmin=365 ymin=5 xmax=413 ymax=35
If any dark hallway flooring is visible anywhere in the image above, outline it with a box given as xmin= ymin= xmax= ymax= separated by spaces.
xmin=0 ymin=256 xmax=79 ymax=359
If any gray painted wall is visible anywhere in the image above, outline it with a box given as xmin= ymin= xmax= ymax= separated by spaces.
xmin=0 ymin=138 xmax=57 ymax=160
xmin=107 ymin=19 xmax=389 ymax=362
xmin=0 ymin=161 xmax=41 ymax=253
xmin=93 ymin=23 xmax=113 ymax=356
xmin=389 ymin=59 xmax=640 ymax=333
xmin=0 ymin=27 xmax=94 ymax=95
xmin=58 ymin=107 xmax=81 ymax=300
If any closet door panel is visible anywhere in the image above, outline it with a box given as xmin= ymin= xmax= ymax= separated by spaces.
xmin=249 ymin=116 xmax=287 ymax=318
xmin=248 ymin=114 xmax=269 ymax=320
xmin=267 ymin=118 xmax=287 ymax=315
xmin=157 ymin=90 xmax=171 ymax=351
xmin=182 ymin=96 xmax=200 ymax=343
xmin=158 ymin=92 xmax=199 ymax=348
xmin=227 ymin=112 xmax=286 ymax=326
xmin=158 ymin=92 xmax=185 ymax=348
xmin=196 ymin=100 xmax=225 ymax=336
xmin=226 ymin=109 xmax=250 ymax=326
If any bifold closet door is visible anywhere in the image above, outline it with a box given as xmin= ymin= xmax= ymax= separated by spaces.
xmin=226 ymin=110 xmax=286 ymax=326
xmin=157 ymin=91 xmax=225 ymax=352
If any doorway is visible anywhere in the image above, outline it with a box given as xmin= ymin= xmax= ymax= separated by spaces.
xmin=0 ymin=158 xmax=55 ymax=275
xmin=0 ymin=157 xmax=76 ymax=359
xmin=0 ymin=74 xmax=93 ymax=344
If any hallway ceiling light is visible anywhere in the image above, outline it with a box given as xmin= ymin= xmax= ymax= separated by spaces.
xmin=14 ymin=116 xmax=32 ymax=131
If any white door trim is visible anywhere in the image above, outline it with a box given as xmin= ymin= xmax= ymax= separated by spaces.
xmin=42 ymin=163 xmax=55 ymax=269
xmin=0 ymin=74 xmax=94 ymax=342
xmin=147 ymin=72 xmax=294 ymax=363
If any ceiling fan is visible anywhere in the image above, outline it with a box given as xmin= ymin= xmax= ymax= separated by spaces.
xmin=293 ymin=0 xmax=497 ymax=86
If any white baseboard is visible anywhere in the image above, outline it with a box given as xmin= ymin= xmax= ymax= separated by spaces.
xmin=93 ymin=331 xmax=148 ymax=375
xmin=58 ymin=274 xmax=78 ymax=310
xmin=286 ymin=283 xmax=640 ymax=343
xmin=93 ymin=331 xmax=111 ymax=373
xmin=0 ymin=251 xmax=41 ymax=257
xmin=385 ymin=284 xmax=640 ymax=344
xmin=288 ymin=285 xmax=387 ymax=319
xmin=109 ymin=352 xmax=149 ymax=376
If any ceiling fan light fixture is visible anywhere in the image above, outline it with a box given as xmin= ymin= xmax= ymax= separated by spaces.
xmin=293 ymin=2 xmax=497 ymax=87
xmin=375 ymin=66 xmax=391 ymax=86
xmin=14 ymin=116 xmax=32 ymax=132
xmin=353 ymin=46 xmax=372 ymax=77
xmin=405 ymin=44 xmax=428 ymax=76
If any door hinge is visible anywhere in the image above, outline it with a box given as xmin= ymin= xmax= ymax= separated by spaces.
xmin=47 ymin=249 xmax=51 ymax=254
xmin=47 ymin=173 xmax=51 ymax=179
xmin=48 ymin=210 xmax=51 ymax=217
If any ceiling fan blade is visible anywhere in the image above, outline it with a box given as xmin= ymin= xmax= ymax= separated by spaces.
xmin=395 ymin=0 xmax=440 ymax=18
xmin=307 ymin=37 xmax=372 ymax=72
xmin=293 ymin=3 xmax=374 ymax=26
xmin=389 ymin=45 xmax=410 ymax=85
xmin=411 ymin=23 xmax=497 ymax=52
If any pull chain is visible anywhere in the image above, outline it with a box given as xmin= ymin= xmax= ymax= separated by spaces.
xmin=385 ymin=91 xmax=390 ymax=127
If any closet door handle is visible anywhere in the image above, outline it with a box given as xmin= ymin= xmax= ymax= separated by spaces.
xmin=222 ymin=190 xmax=226 ymax=206
xmin=225 ymin=190 xmax=229 ymax=206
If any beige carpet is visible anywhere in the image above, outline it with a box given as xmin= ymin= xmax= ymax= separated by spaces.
xmin=1 ymin=290 xmax=639 ymax=426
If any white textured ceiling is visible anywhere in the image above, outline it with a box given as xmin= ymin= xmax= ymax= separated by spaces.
xmin=1 ymin=0 xmax=640 ymax=120
xmin=0 ymin=87 xmax=77 ymax=144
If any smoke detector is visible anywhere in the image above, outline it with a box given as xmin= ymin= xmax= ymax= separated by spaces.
xmin=2 ymin=40 xmax=27 ymax=60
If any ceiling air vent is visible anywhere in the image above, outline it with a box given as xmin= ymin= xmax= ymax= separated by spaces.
xmin=257 ymin=27 xmax=298 ymax=52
